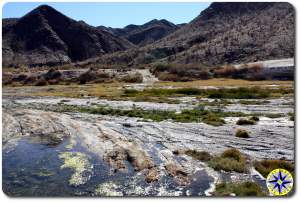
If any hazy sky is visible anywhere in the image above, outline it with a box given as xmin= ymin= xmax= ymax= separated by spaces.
xmin=2 ymin=2 xmax=211 ymax=28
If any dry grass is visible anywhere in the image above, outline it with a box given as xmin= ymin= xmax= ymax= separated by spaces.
xmin=214 ymin=181 xmax=266 ymax=196
xmin=154 ymin=78 xmax=293 ymax=88
xmin=5 ymin=83 xmax=124 ymax=99
xmin=254 ymin=159 xmax=294 ymax=178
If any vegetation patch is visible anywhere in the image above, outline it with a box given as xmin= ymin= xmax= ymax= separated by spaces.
xmin=51 ymin=104 xmax=227 ymax=126
xmin=264 ymin=113 xmax=283 ymax=119
xmin=254 ymin=159 xmax=294 ymax=178
xmin=213 ymin=181 xmax=266 ymax=196
xmin=59 ymin=152 xmax=93 ymax=186
xmin=238 ymin=100 xmax=270 ymax=105
xmin=185 ymin=150 xmax=212 ymax=161
xmin=249 ymin=116 xmax=259 ymax=122
xmin=288 ymin=112 xmax=294 ymax=121
xmin=235 ymin=129 xmax=250 ymax=138
xmin=124 ymin=87 xmax=278 ymax=99
xmin=236 ymin=118 xmax=256 ymax=125
xmin=208 ymin=148 xmax=247 ymax=173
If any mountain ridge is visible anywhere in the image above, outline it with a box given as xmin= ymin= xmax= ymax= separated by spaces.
xmin=3 ymin=5 xmax=135 ymax=67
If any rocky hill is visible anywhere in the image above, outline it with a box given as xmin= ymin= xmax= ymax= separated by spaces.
xmin=99 ymin=19 xmax=179 ymax=46
xmin=2 ymin=2 xmax=295 ymax=68
xmin=2 ymin=5 xmax=135 ymax=67
xmin=92 ymin=2 xmax=294 ymax=66
xmin=154 ymin=2 xmax=295 ymax=65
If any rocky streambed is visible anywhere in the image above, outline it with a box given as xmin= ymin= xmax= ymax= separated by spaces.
xmin=2 ymin=95 xmax=294 ymax=196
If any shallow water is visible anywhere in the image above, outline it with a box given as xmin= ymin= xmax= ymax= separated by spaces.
xmin=3 ymin=136 xmax=215 ymax=196
xmin=3 ymin=136 xmax=131 ymax=196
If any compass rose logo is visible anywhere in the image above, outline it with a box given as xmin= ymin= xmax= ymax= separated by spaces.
xmin=266 ymin=169 xmax=293 ymax=196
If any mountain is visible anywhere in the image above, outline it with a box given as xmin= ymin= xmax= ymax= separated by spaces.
xmin=93 ymin=2 xmax=294 ymax=66
xmin=99 ymin=19 xmax=179 ymax=46
xmin=2 ymin=5 xmax=135 ymax=67
xmin=152 ymin=2 xmax=295 ymax=65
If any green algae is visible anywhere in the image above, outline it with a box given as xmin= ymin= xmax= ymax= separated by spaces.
xmin=94 ymin=181 xmax=123 ymax=196
xmin=59 ymin=152 xmax=92 ymax=186
xmin=35 ymin=170 xmax=55 ymax=177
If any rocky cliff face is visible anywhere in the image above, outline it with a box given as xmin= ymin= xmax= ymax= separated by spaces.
xmin=2 ymin=5 xmax=135 ymax=67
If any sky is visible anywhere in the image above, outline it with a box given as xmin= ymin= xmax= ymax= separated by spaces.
xmin=2 ymin=2 xmax=211 ymax=28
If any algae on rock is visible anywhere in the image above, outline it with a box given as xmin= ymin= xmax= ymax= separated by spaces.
xmin=59 ymin=152 xmax=93 ymax=186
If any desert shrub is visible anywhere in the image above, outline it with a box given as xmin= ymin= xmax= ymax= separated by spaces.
xmin=35 ymin=78 xmax=48 ymax=86
xmin=185 ymin=150 xmax=212 ymax=161
xmin=24 ymin=75 xmax=38 ymax=84
xmin=214 ymin=63 xmax=263 ymax=80
xmin=121 ymin=72 xmax=143 ymax=83
xmin=288 ymin=112 xmax=294 ymax=121
xmin=254 ymin=159 xmax=294 ymax=178
xmin=152 ymin=63 xmax=211 ymax=80
xmin=198 ymin=70 xmax=211 ymax=79
xmin=249 ymin=116 xmax=259 ymax=122
xmin=235 ymin=129 xmax=250 ymax=138
xmin=2 ymin=73 xmax=14 ymax=85
xmin=236 ymin=118 xmax=256 ymax=125
xmin=264 ymin=113 xmax=283 ymax=119
xmin=157 ymin=72 xmax=180 ymax=81
xmin=12 ymin=74 xmax=28 ymax=82
xmin=214 ymin=65 xmax=237 ymax=78
xmin=123 ymin=87 xmax=271 ymax=99
xmin=208 ymin=148 xmax=247 ymax=173
xmin=201 ymin=112 xmax=226 ymax=126
xmin=214 ymin=181 xmax=266 ymax=196
xmin=48 ymin=79 xmax=60 ymax=85
xmin=43 ymin=68 xmax=62 ymax=80
xmin=78 ymin=70 xmax=97 ymax=84
xmin=221 ymin=148 xmax=243 ymax=161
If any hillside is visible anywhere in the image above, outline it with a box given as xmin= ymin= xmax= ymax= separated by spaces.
xmin=2 ymin=5 xmax=135 ymax=67
xmin=154 ymin=2 xmax=295 ymax=65
xmin=101 ymin=19 xmax=179 ymax=46
xmin=2 ymin=2 xmax=295 ymax=68
xmin=92 ymin=2 xmax=294 ymax=66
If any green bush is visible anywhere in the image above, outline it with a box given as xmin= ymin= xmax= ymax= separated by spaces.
xmin=214 ymin=181 xmax=266 ymax=196
xmin=208 ymin=148 xmax=247 ymax=173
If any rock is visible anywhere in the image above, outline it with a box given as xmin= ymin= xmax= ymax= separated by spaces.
xmin=145 ymin=167 xmax=160 ymax=183
xmin=164 ymin=162 xmax=190 ymax=186
xmin=104 ymin=148 xmax=127 ymax=172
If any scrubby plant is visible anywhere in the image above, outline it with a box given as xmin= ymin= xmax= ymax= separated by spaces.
xmin=35 ymin=78 xmax=48 ymax=86
xmin=121 ymin=72 xmax=143 ymax=83
xmin=288 ymin=112 xmax=294 ymax=121
xmin=249 ymin=116 xmax=259 ymax=122
xmin=185 ymin=150 xmax=212 ymax=161
xmin=235 ymin=129 xmax=250 ymax=138
xmin=214 ymin=181 xmax=266 ymax=196
xmin=254 ymin=159 xmax=294 ymax=178
xmin=208 ymin=148 xmax=247 ymax=173
xmin=236 ymin=118 xmax=255 ymax=125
